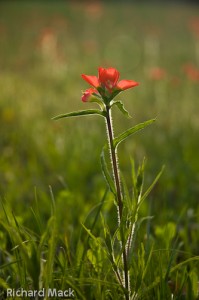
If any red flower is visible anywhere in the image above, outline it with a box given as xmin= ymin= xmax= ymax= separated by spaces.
xmin=98 ymin=67 xmax=120 ymax=91
xmin=81 ymin=67 xmax=139 ymax=94
xmin=81 ymin=88 xmax=98 ymax=102
xmin=183 ymin=63 xmax=199 ymax=82
xmin=148 ymin=67 xmax=167 ymax=81
xmin=81 ymin=74 xmax=100 ymax=88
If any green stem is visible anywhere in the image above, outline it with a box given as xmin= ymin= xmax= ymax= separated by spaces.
xmin=105 ymin=105 xmax=130 ymax=300
xmin=105 ymin=107 xmax=123 ymax=220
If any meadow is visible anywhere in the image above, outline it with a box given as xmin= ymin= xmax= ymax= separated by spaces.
xmin=0 ymin=1 xmax=199 ymax=299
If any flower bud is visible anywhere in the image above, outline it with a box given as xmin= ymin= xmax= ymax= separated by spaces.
xmin=81 ymin=88 xmax=99 ymax=102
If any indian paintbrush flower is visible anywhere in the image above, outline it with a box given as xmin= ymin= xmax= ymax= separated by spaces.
xmin=81 ymin=67 xmax=139 ymax=102
xmin=81 ymin=67 xmax=140 ymax=299
xmin=81 ymin=88 xmax=99 ymax=102
xmin=53 ymin=66 xmax=160 ymax=300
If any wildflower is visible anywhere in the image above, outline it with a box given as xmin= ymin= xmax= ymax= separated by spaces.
xmin=148 ymin=67 xmax=167 ymax=81
xmin=84 ymin=2 xmax=104 ymax=19
xmin=39 ymin=28 xmax=58 ymax=59
xmin=81 ymin=67 xmax=139 ymax=99
xmin=81 ymin=88 xmax=99 ymax=102
xmin=183 ymin=63 xmax=199 ymax=82
xmin=188 ymin=17 xmax=199 ymax=37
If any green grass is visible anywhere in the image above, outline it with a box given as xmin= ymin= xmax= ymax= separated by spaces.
xmin=0 ymin=1 xmax=199 ymax=299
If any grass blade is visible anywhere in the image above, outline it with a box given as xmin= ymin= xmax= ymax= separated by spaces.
xmin=139 ymin=165 xmax=165 ymax=207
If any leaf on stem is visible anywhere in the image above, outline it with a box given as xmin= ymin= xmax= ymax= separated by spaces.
xmin=111 ymin=101 xmax=131 ymax=118
xmin=52 ymin=109 xmax=106 ymax=120
xmin=113 ymin=119 xmax=156 ymax=149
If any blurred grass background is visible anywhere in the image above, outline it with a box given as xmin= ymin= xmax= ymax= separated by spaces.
xmin=0 ymin=1 xmax=198 ymax=250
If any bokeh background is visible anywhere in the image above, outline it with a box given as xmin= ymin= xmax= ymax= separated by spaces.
xmin=0 ymin=1 xmax=198 ymax=250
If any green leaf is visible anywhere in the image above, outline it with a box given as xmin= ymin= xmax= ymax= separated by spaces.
xmin=170 ymin=256 xmax=199 ymax=274
xmin=189 ymin=270 xmax=199 ymax=298
xmin=142 ymin=243 xmax=154 ymax=281
xmin=136 ymin=158 xmax=146 ymax=204
xmin=113 ymin=119 xmax=156 ymax=149
xmin=100 ymin=148 xmax=116 ymax=196
xmin=139 ymin=256 xmax=199 ymax=298
xmin=52 ymin=109 xmax=106 ymax=120
xmin=0 ymin=277 xmax=9 ymax=289
xmin=81 ymin=224 xmax=108 ymax=257
xmin=139 ymin=165 xmax=165 ymax=207
xmin=120 ymin=173 xmax=131 ymax=211
xmin=87 ymin=249 xmax=98 ymax=271
xmin=111 ymin=100 xmax=131 ymax=118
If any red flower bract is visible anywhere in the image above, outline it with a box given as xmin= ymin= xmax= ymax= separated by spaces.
xmin=81 ymin=74 xmax=100 ymax=88
xmin=98 ymin=67 xmax=120 ymax=91
xmin=81 ymin=87 xmax=98 ymax=102
xmin=117 ymin=79 xmax=139 ymax=90
xmin=81 ymin=67 xmax=139 ymax=94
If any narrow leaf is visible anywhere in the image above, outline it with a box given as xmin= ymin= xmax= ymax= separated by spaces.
xmin=142 ymin=243 xmax=154 ymax=280
xmin=0 ymin=259 xmax=22 ymax=270
xmin=120 ymin=174 xmax=131 ymax=211
xmin=113 ymin=119 xmax=156 ymax=149
xmin=139 ymin=165 xmax=165 ymax=207
xmin=52 ymin=109 xmax=105 ymax=120
xmin=111 ymin=101 xmax=131 ymax=118
xmin=170 ymin=256 xmax=199 ymax=274
xmin=81 ymin=223 xmax=99 ymax=242
xmin=0 ymin=277 xmax=9 ymax=289
xmin=100 ymin=148 xmax=116 ymax=196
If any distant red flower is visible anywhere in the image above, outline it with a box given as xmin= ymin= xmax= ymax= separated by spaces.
xmin=81 ymin=88 xmax=98 ymax=102
xmin=82 ymin=67 xmax=139 ymax=94
xmin=148 ymin=67 xmax=167 ymax=81
xmin=188 ymin=17 xmax=199 ymax=37
xmin=183 ymin=63 xmax=199 ymax=82
xmin=85 ymin=2 xmax=104 ymax=19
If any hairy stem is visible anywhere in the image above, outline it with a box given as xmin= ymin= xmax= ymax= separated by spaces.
xmin=105 ymin=105 xmax=130 ymax=300
xmin=105 ymin=107 xmax=123 ymax=220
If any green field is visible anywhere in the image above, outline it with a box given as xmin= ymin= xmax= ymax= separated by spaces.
xmin=0 ymin=1 xmax=199 ymax=299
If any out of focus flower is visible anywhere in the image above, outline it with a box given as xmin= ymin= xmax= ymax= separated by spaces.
xmin=148 ymin=67 xmax=167 ymax=81
xmin=188 ymin=17 xmax=199 ymax=37
xmin=183 ymin=63 xmax=199 ymax=82
xmin=39 ymin=28 xmax=58 ymax=59
xmin=84 ymin=1 xmax=104 ymax=19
